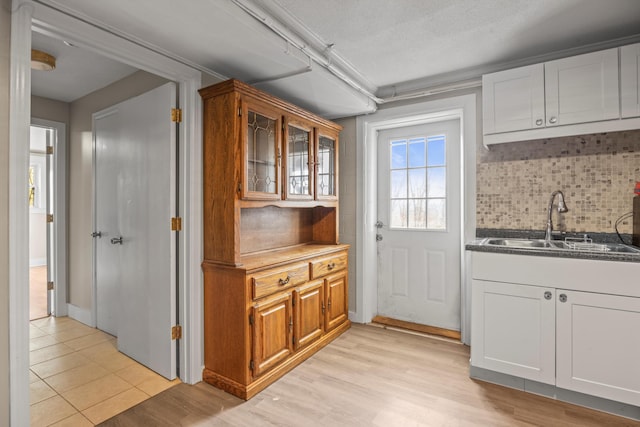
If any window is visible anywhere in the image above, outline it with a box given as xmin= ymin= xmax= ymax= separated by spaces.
xmin=389 ymin=135 xmax=446 ymax=230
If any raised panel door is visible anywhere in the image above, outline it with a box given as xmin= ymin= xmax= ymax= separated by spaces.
xmin=621 ymin=43 xmax=640 ymax=118
xmin=241 ymin=99 xmax=282 ymax=200
xmin=284 ymin=117 xmax=314 ymax=200
xmin=545 ymin=48 xmax=619 ymax=126
xmin=315 ymin=128 xmax=338 ymax=200
xmin=470 ymin=280 xmax=556 ymax=385
xmin=325 ymin=272 xmax=348 ymax=332
xmin=294 ymin=279 xmax=324 ymax=350
xmin=252 ymin=292 xmax=293 ymax=377
xmin=482 ymin=63 xmax=545 ymax=134
xmin=556 ymin=290 xmax=640 ymax=406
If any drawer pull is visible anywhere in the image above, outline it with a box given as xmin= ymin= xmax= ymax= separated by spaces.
xmin=278 ymin=275 xmax=291 ymax=286
xmin=327 ymin=262 xmax=336 ymax=270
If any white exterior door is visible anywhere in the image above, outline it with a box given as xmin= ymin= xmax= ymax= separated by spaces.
xmin=376 ymin=119 xmax=461 ymax=331
xmin=93 ymin=82 xmax=177 ymax=379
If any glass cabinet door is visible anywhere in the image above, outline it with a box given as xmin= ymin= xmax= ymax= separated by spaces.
xmin=243 ymin=103 xmax=281 ymax=200
xmin=316 ymin=130 xmax=338 ymax=200
xmin=285 ymin=119 xmax=314 ymax=200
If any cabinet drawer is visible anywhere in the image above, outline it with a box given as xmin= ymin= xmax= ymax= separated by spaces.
xmin=310 ymin=252 xmax=347 ymax=279
xmin=252 ymin=263 xmax=309 ymax=300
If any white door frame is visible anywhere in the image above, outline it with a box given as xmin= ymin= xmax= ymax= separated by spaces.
xmin=354 ymin=94 xmax=477 ymax=345
xmin=10 ymin=1 xmax=204 ymax=423
xmin=31 ymin=118 xmax=67 ymax=317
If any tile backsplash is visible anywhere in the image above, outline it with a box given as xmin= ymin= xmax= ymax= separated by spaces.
xmin=476 ymin=130 xmax=640 ymax=234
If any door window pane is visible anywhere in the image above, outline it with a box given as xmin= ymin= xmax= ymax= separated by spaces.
xmin=389 ymin=134 xmax=447 ymax=230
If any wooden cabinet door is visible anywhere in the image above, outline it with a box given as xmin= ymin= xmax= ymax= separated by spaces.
xmin=284 ymin=117 xmax=314 ymax=200
xmin=241 ymin=99 xmax=283 ymax=201
xmin=293 ymin=279 xmax=324 ymax=350
xmin=251 ymin=292 xmax=293 ymax=377
xmin=482 ymin=63 xmax=545 ymax=134
xmin=315 ymin=127 xmax=339 ymax=201
xmin=470 ymin=280 xmax=555 ymax=385
xmin=556 ymin=290 xmax=640 ymax=406
xmin=324 ymin=272 xmax=348 ymax=332
xmin=545 ymin=48 xmax=619 ymax=126
xmin=621 ymin=43 xmax=640 ymax=118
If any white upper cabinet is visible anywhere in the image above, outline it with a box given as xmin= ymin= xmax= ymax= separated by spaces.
xmin=545 ymin=48 xmax=619 ymax=126
xmin=621 ymin=43 xmax=640 ymax=118
xmin=482 ymin=44 xmax=640 ymax=145
xmin=482 ymin=64 xmax=544 ymax=134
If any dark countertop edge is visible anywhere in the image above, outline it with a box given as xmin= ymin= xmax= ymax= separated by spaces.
xmin=466 ymin=242 xmax=640 ymax=263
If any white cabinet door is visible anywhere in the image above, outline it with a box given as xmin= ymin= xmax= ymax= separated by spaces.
xmin=482 ymin=64 xmax=545 ymax=134
xmin=471 ymin=280 xmax=556 ymax=385
xmin=545 ymin=48 xmax=619 ymax=126
xmin=556 ymin=290 xmax=640 ymax=406
xmin=621 ymin=43 xmax=640 ymax=118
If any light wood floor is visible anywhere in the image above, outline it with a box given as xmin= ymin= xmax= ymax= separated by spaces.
xmin=99 ymin=324 xmax=640 ymax=426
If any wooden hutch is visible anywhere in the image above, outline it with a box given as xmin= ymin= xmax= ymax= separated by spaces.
xmin=199 ymin=79 xmax=350 ymax=400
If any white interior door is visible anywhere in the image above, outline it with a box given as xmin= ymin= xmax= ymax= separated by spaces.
xmin=94 ymin=82 xmax=177 ymax=379
xmin=376 ymin=119 xmax=461 ymax=331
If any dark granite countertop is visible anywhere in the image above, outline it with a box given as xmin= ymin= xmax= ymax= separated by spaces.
xmin=466 ymin=229 xmax=640 ymax=263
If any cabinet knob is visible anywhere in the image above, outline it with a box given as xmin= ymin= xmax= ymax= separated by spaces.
xmin=327 ymin=262 xmax=336 ymax=270
xmin=536 ymin=119 xmax=543 ymax=126
xmin=559 ymin=293 xmax=567 ymax=303
xmin=549 ymin=116 xmax=557 ymax=124
xmin=278 ymin=275 xmax=291 ymax=286
xmin=544 ymin=291 xmax=552 ymax=300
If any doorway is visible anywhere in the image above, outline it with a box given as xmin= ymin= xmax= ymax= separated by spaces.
xmin=29 ymin=120 xmax=67 ymax=321
xmin=375 ymin=119 xmax=461 ymax=337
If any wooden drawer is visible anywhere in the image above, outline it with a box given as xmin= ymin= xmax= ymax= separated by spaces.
xmin=310 ymin=252 xmax=348 ymax=279
xmin=252 ymin=262 xmax=309 ymax=300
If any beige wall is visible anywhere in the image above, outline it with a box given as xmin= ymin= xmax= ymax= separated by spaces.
xmin=32 ymin=95 xmax=70 ymax=124
xmin=68 ymin=70 xmax=169 ymax=309
xmin=0 ymin=0 xmax=11 ymax=422
xmin=476 ymin=130 xmax=640 ymax=234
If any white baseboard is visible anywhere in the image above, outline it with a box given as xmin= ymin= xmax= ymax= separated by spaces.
xmin=29 ymin=258 xmax=46 ymax=267
xmin=67 ymin=304 xmax=94 ymax=327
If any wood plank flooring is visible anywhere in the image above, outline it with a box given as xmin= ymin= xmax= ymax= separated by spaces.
xmin=99 ymin=324 xmax=640 ymax=426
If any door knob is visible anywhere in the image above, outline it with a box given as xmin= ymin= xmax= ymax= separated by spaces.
xmin=91 ymin=231 xmax=102 ymax=238
xmin=375 ymin=221 xmax=384 ymax=229
xmin=110 ymin=236 xmax=123 ymax=245
xmin=376 ymin=234 xmax=383 ymax=242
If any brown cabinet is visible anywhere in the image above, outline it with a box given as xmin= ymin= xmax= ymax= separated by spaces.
xmin=200 ymin=79 xmax=350 ymax=400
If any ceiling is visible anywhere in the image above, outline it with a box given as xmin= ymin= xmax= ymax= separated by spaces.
xmin=31 ymin=0 xmax=640 ymax=118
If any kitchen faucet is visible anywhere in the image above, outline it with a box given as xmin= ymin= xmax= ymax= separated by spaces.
xmin=545 ymin=190 xmax=568 ymax=242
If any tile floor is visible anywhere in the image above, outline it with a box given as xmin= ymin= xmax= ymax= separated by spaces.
xmin=30 ymin=316 xmax=180 ymax=426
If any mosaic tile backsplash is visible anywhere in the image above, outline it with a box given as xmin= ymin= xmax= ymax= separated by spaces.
xmin=476 ymin=129 xmax=640 ymax=234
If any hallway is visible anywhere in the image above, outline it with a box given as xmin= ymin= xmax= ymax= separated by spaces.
xmin=30 ymin=316 xmax=180 ymax=426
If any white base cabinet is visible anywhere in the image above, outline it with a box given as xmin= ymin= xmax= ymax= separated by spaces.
xmin=471 ymin=252 xmax=640 ymax=408
xmin=556 ymin=290 xmax=640 ymax=407
xmin=471 ymin=280 xmax=555 ymax=385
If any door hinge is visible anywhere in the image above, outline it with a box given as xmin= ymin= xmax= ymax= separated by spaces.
xmin=171 ymin=325 xmax=182 ymax=340
xmin=249 ymin=359 xmax=254 ymax=371
xmin=46 ymin=146 xmax=54 ymax=155
xmin=292 ymin=298 xmax=296 ymax=307
xmin=249 ymin=314 xmax=254 ymax=326
xmin=46 ymin=214 xmax=54 ymax=223
xmin=171 ymin=217 xmax=182 ymax=231
xmin=47 ymin=281 xmax=54 ymax=291
xmin=237 ymin=182 xmax=242 ymax=193
xmin=292 ymin=336 xmax=296 ymax=346
xmin=238 ymin=107 xmax=242 ymax=117
xmin=171 ymin=108 xmax=182 ymax=123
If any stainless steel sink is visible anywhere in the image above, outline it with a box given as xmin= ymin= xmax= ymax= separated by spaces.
xmin=480 ymin=238 xmax=640 ymax=254
xmin=481 ymin=238 xmax=566 ymax=249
